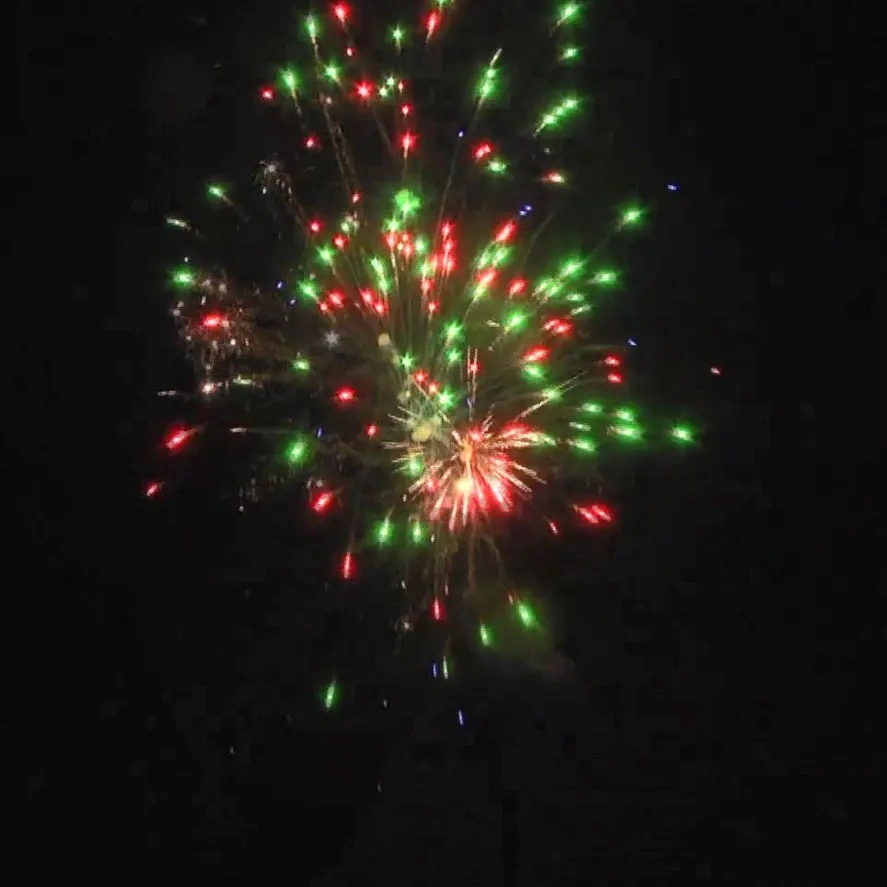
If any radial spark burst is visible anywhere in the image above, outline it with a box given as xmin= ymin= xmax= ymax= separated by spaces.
xmin=157 ymin=1 xmax=698 ymax=679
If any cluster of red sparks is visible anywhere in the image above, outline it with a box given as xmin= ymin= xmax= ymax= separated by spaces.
xmin=413 ymin=421 xmax=544 ymax=531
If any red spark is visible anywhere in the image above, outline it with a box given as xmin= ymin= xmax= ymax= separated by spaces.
xmin=401 ymin=132 xmax=415 ymax=155
xmin=366 ymin=424 xmax=379 ymax=438
xmin=468 ymin=360 xmax=480 ymax=374
xmin=327 ymin=290 xmax=344 ymax=308
xmin=360 ymin=289 xmax=375 ymax=306
xmin=145 ymin=482 xmax=163 ymax=498
xmin=441 ymin=222 xmax=453 ymax=239
xmin=547 ymin=520 xmax=559 ymax=535
xmin=332 ymin=234 xmax=348 ymax=249
xmin=594 ymin=504 xmax=613 ymax=522
xmin=305 ymin=135 xmax=318 ymax=149
xmin=522 ymin=346 xmax=549 ymax=363
xmin=401 ymin=103 xmax=412 ymax=116
xmin=428 ymin=381 xmax=440 ymax=394
xmin=508 ymin=278 xmax=527 ymax=296
xmin=164 ymin=428 xmax=192 ymax=450
xmin=355 ymin=81 xmax=373 ymax=100
xmin=432 ymin=598 xmax=443 ymax=620
xmin=426 ymin=298 xmax=439 ymax=313
xmin=495 ymin=221 xmax=516 ymax=242
xmin=607 ymin=372 xmax=623 ymax=384
xmin=311 ymin=491 xmax=334 ymax=513
xmin=543 ymin=317 xmax=572 ymax=335
xmin=710 ymin=366 xmax=722 ymax=375
xmin=335 ymin=387 xmax=356 ymax=403
xmin=341 ymin=551 xmax=355 ymax=579
xmin=426 ymin=11 xmax=440 ymax=37
xmin=332 ymin=3 xmax=349 ymax=24
xmin=604 ymin=355 xmax=621 ymax=366
xmin=351 ymin=191 xmax=361 ymax=203
xmin=309 ymin=220 xmax=322 ymax=233
xmin=474 ymin=142 xmax=493 ymax=161
xmin=414 ymin=370 xmax=428 ymax=384
xmin=201 ymin=313 xmax=224 ymax=329
xmin=575 ymin=503 xmax=614 ymax=525
xmin=476 ymin=268 xmax=497 ymax=289
xmin=259 ymin=86 xmax=274 ymax=101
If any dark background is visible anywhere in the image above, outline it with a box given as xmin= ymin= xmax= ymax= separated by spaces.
xmin=17 ymin=0 xmax=879 ymax=882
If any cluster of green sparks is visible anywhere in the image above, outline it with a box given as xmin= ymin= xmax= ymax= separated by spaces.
xmin=158 ymin=1 xmax=697 ymax=703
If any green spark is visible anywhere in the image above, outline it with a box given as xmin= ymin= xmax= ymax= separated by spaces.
xmin=172 ymin=268 xmax=194 ymax=287
xmin=286 ymin=438 xmax=308 ymax=464
xmin=437 ymin=387 xmax=455 ymax=408
xmin=613 ymin=424 xmax=642 ymax=440
xmin=299 ymin=280 xmax=319 ymax=302
xmin=593 ymin=269 xmax=618 ymax=285
xmin=570 ymin=437 xmax=596 ymax=453
xmin=557 ymin=3 xmax=581 ymax=26
xmin=516 ymin=601 xmax=537 ymax=628
xmin=281 ymin=69 xmax=298 ymax=91
xmin=504 ymin=310 xmax=526 ymax=331
xmin=376 ymin=518 xmax=392 ymax=544
xmin=394 ymin=188 xmax=421 ymax=217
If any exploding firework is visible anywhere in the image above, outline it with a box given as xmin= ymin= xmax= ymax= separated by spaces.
xmin=156 ymin=1 xmax=697 ymax=681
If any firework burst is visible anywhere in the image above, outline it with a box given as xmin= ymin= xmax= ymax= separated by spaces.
xmin=157 ymin=1 xmax=697 ymax=679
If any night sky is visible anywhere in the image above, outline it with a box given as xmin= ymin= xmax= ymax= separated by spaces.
xmin=17 ymin=0 xmax=878 ymax=882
